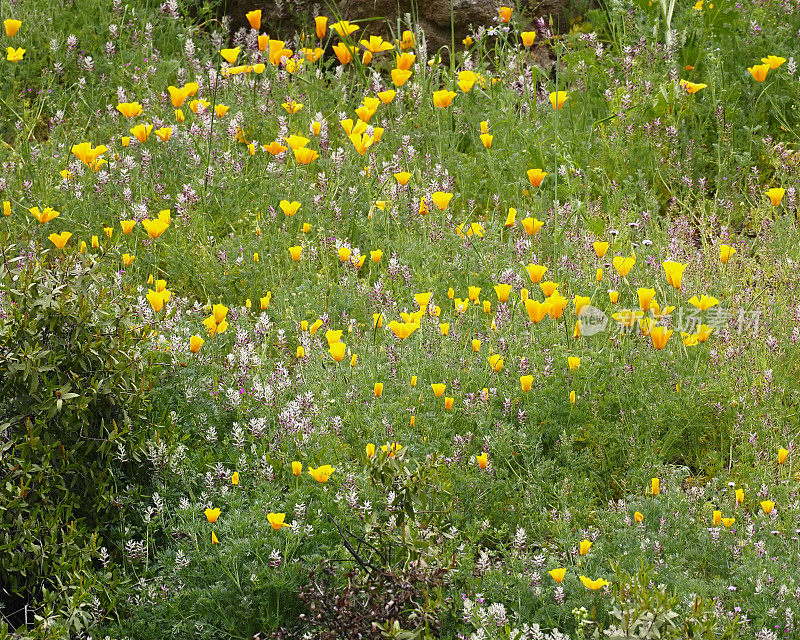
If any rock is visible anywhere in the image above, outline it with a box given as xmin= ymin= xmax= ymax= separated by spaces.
xmin=226 ymin=0 xmax=572 ymax=60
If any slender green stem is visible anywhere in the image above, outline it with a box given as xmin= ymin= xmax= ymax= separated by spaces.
xmin=553 ymin=41 xmax=560 ymax=269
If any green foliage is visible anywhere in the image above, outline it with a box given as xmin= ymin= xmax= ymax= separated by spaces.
xmin=0 ymin=249 xmax=148 ymax=434
xmin=0 ymin=246 xmax=154 ymax=630
xmin=602 ymin=562 xmax=740 ymax=639
xmin=1 ymin=0 xmax=800 ymax=635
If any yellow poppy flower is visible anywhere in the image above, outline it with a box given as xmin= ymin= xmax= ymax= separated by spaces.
xmin=267 ymin=513 xmax=286 ymax=530
xmin=549 ymin=91 xmax=568 ymax=110
xmin=308 ymin=464 xmax=335 ymax=482
xmin=48 ymin=231 xmax=72 ymax=249
xmin=579 ymin=575 xmax=609 ymax=590
xmin=432 ymin=90 xmax=457 ymax=108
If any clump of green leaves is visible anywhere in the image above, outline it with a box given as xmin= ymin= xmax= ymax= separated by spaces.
xmin=0 ymin=246 xmax=156 ymax=632
xmin=601 ymin=562 xmax=739 ymax=639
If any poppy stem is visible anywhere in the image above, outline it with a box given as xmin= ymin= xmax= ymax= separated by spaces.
xmin=449 ymin=0 xmax=455 ymax=77
xmin=552 ymin=39 xmax=560 ymax=269
xmin=202 ymin=54 xmax=221 ymax=229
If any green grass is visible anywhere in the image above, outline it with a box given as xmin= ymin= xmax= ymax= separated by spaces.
xmin=1 ymin=0 xmax=800 ymax=637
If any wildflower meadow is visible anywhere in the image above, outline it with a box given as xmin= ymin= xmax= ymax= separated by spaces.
xmin=1 ymin=0 xmax=800 ymax=637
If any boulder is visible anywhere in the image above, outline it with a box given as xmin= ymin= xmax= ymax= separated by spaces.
xmin=226 ymin=0 xmax=573 ymax=58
